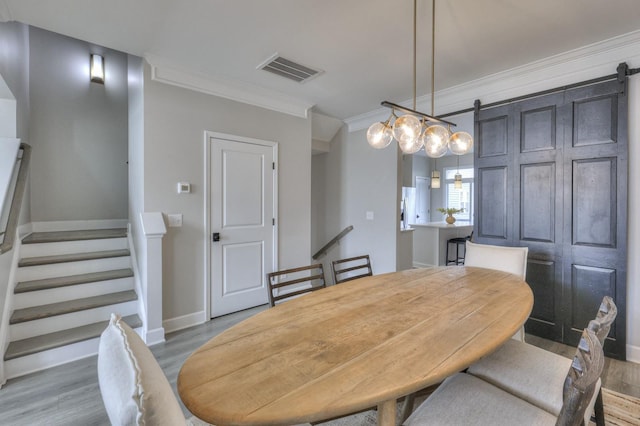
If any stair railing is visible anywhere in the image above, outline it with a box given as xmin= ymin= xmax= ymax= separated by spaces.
xmin=0 ymin=143 xmax=31 ymax=254
xmin=312 ymin=225 xmax=354 ymax=260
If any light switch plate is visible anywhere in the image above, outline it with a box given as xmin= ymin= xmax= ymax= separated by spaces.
xmin=167 ymin=213 xmax=183 ymax=227
xmin=177 ymin=182 xmax=191 ymax=194
xmin=366 ymin=211 xmax=374 ymax=220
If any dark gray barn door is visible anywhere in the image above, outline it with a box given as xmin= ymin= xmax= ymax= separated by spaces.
xmin=474 ymin=77 xmax=627 ymax=359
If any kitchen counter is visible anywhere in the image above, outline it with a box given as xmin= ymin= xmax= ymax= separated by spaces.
xmin=411 ymin=221 xmax=474 ymax=267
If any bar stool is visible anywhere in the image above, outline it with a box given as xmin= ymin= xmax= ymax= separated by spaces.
xmin=445 ymin=232 xmax=473 ymax=265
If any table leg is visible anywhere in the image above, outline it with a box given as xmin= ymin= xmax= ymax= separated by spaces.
xmin=400 ymin=393 xmax=416 ymax=422
xmin=377 ymin=399 xmax=396 ymax=426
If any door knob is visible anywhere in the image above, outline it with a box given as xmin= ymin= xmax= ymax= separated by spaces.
xmin=212 ymin=232 xmax=220 ymax=242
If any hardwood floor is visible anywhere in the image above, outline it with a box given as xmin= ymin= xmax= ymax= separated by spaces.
xmin=0 ymin=304 xmax=638 ymax=425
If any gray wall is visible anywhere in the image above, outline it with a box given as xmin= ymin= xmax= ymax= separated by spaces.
xmin=315 ymin=126 xmax=399 ymax=275
xmin=142 ymin=63 xmax=312 ymax=320
xmin=0 ymin=22 xmax=30 ymax=227
xmin=411 ymin=155 xmax=429 ymax=187
xmin=0 ymin=22 xmax=29 ymax=143
xmin=311 ymin=151 xmax=328 ymax=258
xmin=28 ymin=27 xmax=128 ymax=221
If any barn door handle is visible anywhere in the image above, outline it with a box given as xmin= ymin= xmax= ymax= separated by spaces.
xmin=212 ymin=232 xmax=220 ymax=242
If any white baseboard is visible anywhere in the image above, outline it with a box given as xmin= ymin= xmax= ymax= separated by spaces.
xmin=627 ymin=344 xmax=640 ymax=364
xmin=31 ymin=219 xmax=128 ymax=232
xmin=412 ymin=261 xmax=435 ymax=269
xmin=163 ymin=311 xmax=205 ymax=334
xmin=144 ymin=327 xmax=166 ymax=346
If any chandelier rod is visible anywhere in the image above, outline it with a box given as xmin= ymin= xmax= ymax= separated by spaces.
xmin=413 ymin=0 xmax=417 ymax=110
xmin=380 ymin=101 xmax=457 ymax=127
xmin=430 ymin=0 xmax=435 ymax=116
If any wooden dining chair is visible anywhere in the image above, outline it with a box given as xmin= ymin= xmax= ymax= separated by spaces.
xmin=404 ymin=326 xmax=604 ymax=426
xmin=331 ymin=255 xmax=372 ymax=284
xmin=266 ymin=263 xmax=326 ymax=306
xmin=466 ymin=296 xmax=616 ymax=426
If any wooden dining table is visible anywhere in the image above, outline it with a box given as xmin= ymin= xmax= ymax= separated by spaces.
xmin=178 ymin=266 xmax=533 ymax=426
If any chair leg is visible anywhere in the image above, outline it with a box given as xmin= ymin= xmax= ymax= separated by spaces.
xmin=445 ymin=242 xmax=450 ymax=265
xmin=592 ymin=388 xmax=605 ymax=426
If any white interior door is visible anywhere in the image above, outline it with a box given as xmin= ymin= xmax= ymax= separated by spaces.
xmin=210 ymin=136 xmax=276 ymax=317
xmin=415 ymin=176 xmax=430 ymax=224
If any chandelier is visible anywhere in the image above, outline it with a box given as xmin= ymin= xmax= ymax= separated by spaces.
xmin=366 ymin=0 xmax=473 ymax=158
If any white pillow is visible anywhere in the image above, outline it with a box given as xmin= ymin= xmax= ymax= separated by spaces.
xmin=98 ymin=313 xmax=186 ymax=426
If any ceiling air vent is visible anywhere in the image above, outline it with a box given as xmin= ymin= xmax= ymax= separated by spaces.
xmin=258 ymin=54 xmax=322 ymax=83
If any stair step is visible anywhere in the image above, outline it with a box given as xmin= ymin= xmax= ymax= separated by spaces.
xmin=10 ymin=290 xmax=138 ymax=324
xmin=22 ymin=228 xmax=127 ymax=244
xmin=15 ymin=268 xmax=133 ymax=294
xmin=18 ymin=249 xmax=130 ymax=267
xmin=4 ymin=314 xmax=143 ymax=360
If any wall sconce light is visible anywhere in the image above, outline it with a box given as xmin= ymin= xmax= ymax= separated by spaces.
xmin=90 ymin=54 xmax=105 ymax=84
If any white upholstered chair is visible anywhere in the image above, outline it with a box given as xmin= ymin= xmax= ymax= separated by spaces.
xmin=404 ymin=326 xmax=604 ymax=426
xmin=464 ymin=240 xmax=528 ymax=279
xmin=97 ymin=313 xmax=209 ymax=426
xmin=466 ymin=297 xmax=616 ymax=426
xmin=464 ymin=241 xmax=529 ymax=341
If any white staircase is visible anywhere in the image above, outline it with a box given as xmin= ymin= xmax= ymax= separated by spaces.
xmin=4 ymin=228 xmax=143 ymax=378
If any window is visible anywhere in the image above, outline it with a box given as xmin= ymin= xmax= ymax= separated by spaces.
xmin=444 ymin=167 xmax=474 ymax=222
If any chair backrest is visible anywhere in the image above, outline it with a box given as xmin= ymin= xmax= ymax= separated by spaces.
xmin=98 ymin=314 xmax=186 ymax=426
xmin=464 ymin=241 xmax=529 ymax=279
xmin=556 ymin=324 xmax=605 ymax=426
xmin=593 ymin=296 xmax=617 ymax=345
xmin=331 ymin=255 xmax=373 ymax=284
xmin=266 ymin=263 xmax=326 ymax=306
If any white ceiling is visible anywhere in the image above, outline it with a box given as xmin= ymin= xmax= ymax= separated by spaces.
xmin=2 ymin=0 xmax=640 ymax=123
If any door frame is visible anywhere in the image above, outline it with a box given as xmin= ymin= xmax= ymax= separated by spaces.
xmin=203 ymin=131 xmax=278 ymax=320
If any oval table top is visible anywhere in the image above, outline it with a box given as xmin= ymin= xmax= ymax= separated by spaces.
xmin=178 ymin=266 xmax=533 ymax=426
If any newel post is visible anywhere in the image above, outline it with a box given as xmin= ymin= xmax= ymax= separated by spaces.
xmin=140 ymin=212 xmax=167 ymax=345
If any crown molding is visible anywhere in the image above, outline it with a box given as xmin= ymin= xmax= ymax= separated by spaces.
xmin=346 ymin=29 xmax=640 ymax=132
xmin=146 ymin=54 xmax=314 ymax=119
